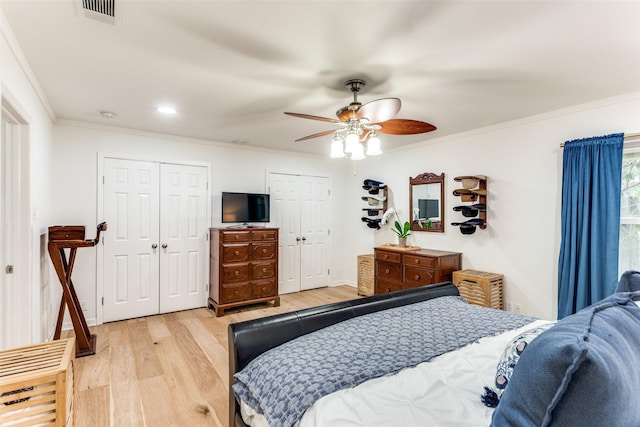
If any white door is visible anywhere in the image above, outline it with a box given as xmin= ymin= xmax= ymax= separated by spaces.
xmin=1 ymin=111 xmax=30 ymax=349
xmin=269 ymin=173 xmax=330 ymax=294
xmin=299 ymin=176 xmax=330 ymax=290
xmin=103 ymin=159 xmax=208 ymax=322
xmin=103 ymin=159 xmax=161 ymax=322
xmin=159 ymin=163 xmax=208 ymax=313
xmin=270 ymin=174 xmax=302 ymax=294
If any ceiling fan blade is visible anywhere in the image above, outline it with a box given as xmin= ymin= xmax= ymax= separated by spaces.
xmin=356 ymin=98 xmax=401 ymax=123
xmin=377 ymin=119 xmax=437 ymax=135
xmin=295 ymin=129 xmax=337 ymax=142
xmin=284 ymin=112 xmax=342 ymax=123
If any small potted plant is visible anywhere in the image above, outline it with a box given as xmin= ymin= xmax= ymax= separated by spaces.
xmin=382 ymin=208 xmax=411 ymax=247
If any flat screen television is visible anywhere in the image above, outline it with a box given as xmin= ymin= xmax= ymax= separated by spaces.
xmin=221 ymin=192 xmax=270 ymax=224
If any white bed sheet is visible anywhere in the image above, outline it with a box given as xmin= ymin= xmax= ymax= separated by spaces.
xmin=240 ymin=319 xmax=551 ymax=427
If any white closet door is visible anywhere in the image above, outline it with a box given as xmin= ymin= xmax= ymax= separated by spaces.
xmin=269 ymin=173 xmax=301 ymax=295
xmin=159 ymin=163 xmax=208 ymax=313
xmin=103 ymin=158 xmax=160 ymax=322
xmin=269 ymin=173 xmax=330 ymax=294
xmin=300 ymin=176 xmax=330 ymax=291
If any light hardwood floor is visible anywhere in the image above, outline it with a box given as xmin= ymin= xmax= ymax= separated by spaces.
xmin=67 ymin=285 xmax=360 ymax=427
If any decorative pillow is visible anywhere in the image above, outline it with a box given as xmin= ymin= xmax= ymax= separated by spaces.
xmin=481 ymin=322 xmax=555 ymax=408
xmin=491 ymin=291 xmax=640 ymax=427
xmin=617 ymin=270 xmax=640 ymax=292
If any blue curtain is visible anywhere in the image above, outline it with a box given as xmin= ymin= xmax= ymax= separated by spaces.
xmin=557 ymin=133 xmax=624 ymax=319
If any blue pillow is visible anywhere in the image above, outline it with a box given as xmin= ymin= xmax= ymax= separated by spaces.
xmin=491 ymin=292 xmax=640 ymax=427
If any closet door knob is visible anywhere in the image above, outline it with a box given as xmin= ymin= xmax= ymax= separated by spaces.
xmin=162 ymin=243 xmax=168 ymax=249
xmin=152 ymin=244 xmax=158 ymax=249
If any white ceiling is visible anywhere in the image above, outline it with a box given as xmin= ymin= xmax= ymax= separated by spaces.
xmin=2 ymin=0 xmax=640 ymax=156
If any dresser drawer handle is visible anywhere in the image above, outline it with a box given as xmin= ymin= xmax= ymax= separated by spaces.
xmin=234 ymin=271 xmax=239 ymax=276
xmin=262 ymin=267 xmax=267 ymax=273
xmin=234 ymin=235 xmax=239 ymax=240
xmin=262 ymin=286 xmax=266 ymax=292
xmin=414 ymin=274 xmax=420 ymax=280
xmin=234 ymin=290 xmax=239 ymax=296
xmin=263 ymin=233 xmax=267 ymax=238
xmin=234 ymin=250 xmax=239 ymax=256
xmin=384 ymin=269 xmax=390 ymax=274
xmin=262 ymin=248 xmax=267 ymax=254
xmin=414 ymin=259 xmax=419 ymax=264
xmin=384 ymin=255 xmax=389 ymax=259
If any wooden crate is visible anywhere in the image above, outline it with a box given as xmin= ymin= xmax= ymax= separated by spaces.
xmin=357 ymin=254 xmax=375 ymax=296
xmin=453 ymin=269 xmax=504 ymax=310
xmin=0 ymin=338 xmax=75 ymax=426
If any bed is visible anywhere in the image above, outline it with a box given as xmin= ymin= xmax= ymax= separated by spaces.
xmin=228 ymin=281 xmax=640 ymax=427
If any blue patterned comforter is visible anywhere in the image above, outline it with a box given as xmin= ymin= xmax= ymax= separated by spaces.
xmin=233 ymin=296 xmax=535 ymax=427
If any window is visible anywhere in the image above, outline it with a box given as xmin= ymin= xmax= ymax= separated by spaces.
xmin=619 ymin=145 xmax=640 ymax=276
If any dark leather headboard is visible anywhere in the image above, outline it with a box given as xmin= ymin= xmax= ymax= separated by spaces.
xmin=227 ymin=282 xmax=460 ymax=426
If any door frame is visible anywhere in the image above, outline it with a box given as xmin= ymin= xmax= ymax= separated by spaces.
xmin=96 ymin=153 xmax=211 ymax=325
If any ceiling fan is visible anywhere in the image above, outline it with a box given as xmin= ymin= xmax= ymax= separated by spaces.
xmin=284 ymin=79 xmax=436 ymax=158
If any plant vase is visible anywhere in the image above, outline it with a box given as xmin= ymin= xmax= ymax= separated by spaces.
xmin=398 ymin=237 xmax=407 ymax=248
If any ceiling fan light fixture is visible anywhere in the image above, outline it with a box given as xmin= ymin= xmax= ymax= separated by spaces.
xmin=284 ymin=77 xmax=436 ymax=158
xmin=330 ymin=137 xmax=345 ymax=158
xmin=366 ymin=134 xmax=382 ymax=156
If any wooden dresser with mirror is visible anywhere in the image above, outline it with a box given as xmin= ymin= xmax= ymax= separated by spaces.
xmin=374 ymin=247 xmax=461 ymax=294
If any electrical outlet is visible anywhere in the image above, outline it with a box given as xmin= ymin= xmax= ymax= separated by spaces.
xmin=514 ymin=303 xmax=522 ymax=314
xmin=80 ymin=300 xmax=88 ymax=312
xmin=505 ymin=301 xmax=513 ymax=312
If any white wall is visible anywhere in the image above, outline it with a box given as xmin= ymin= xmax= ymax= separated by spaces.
xmin=344 ymin=92 xmax=640 ymax=320
xmin=50 ymin=122 xmax=349 ymax=325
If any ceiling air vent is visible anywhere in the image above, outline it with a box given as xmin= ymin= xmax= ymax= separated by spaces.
xmin=82 ymin=0 xmax=116 ymax=24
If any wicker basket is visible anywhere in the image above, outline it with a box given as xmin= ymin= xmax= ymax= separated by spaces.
xmin=0 ymin=338 xmax=75 ymax=426
xmin=453 ymin=269 xmax=504 ymax=310
xmin=357 ymin=254 xmax=375 ymax=296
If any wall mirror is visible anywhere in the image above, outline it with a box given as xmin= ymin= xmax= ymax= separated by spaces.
xmin=409 ymin=172 xmax=445 ymax=232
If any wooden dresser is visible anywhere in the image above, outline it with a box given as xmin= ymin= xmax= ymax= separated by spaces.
xmin=374 ymin=247 xmax=462 ymax=294
xmin=209 ymin=227 xmax=280 ymax=316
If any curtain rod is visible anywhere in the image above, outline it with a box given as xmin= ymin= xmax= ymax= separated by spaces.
xmin=559 ymin=132 xmax=640 ymax=148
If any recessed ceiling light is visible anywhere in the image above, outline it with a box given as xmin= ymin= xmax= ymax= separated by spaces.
xmin=157 ymin=106 xmax=177 ymax=114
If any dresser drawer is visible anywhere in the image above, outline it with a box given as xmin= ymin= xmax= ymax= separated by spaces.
xmin=375 ymin=279 xmax=404 ymax=294
xmin=250 ymin=229 xmax=278 ymax=241
xmin=221 ymin=244 xmax=250 ymax=262
xmin=221 ymin=263 xmax=251 ymax=283
xmin=251 ymin=280 xmax=277 ymax=298
xmin=404 ymin=266 xmax=435 ymax=287
xmin=251 ymin=242 xmax=277 ymax=260
xmin=375 ymin=250 xmax=401 ymax=263
xmin=221 ymin=231 xmax=251 ymax=243
xmin=251 ymin=261 xmax=276 ymax=279
xmin=220 ymin=282 xmax=250 ymax=303
xmin=404 ymin=254 xmax=435 ymax=268
xmin=376 ymin=261 xmax=402 ymax=281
